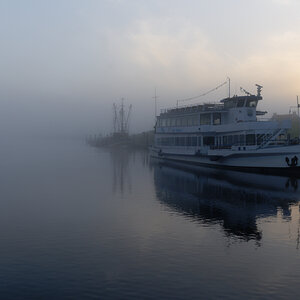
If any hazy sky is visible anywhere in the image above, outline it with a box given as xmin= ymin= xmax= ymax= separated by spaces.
xmin=1 ymin=0 xmax=300 ymax=137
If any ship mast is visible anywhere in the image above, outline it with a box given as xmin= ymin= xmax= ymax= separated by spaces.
xmin=297 ymin=95 xmax=299 ymax=118
xmin=112 ymin=99 xmax=132 ymax=135
xmin=153 ymin=88 xmax=158 ymax=120
xmin=113 ymin=103 xmax=118 ymax=134
xmin=120 ymin=98 xmax=124 ymax=134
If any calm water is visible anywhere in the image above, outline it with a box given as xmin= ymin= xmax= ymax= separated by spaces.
xmin=0 ymin=139 xmax=299 ymax=299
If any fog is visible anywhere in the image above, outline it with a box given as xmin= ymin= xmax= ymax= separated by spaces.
xmin=1 ymin=0 xmax=300 ymax=139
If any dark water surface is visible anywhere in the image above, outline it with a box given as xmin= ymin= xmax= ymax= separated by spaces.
xmin=0 ymin=139 xmax=299 ymax=299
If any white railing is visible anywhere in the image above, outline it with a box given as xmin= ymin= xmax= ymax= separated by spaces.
xmin=257 ymin=128 xmax=284 ymax=149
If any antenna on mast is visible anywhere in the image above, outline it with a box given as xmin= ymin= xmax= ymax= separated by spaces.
xmin=297 ymin=95 xmax=300 ymax=139
xmin=240 ymin=87 xmax=252 ymax=96
xmin=256 ymin=84 xmax=263 ymax=97
xmin=153 ymin=88 xmax=158 ymax=119
xmin=227 ymin=77 xmax=231 ymax=98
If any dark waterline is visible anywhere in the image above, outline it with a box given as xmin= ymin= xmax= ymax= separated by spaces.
xmin=0 ymin=139 xmax=299 ymax=299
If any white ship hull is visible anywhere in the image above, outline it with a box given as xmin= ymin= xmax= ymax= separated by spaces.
xmin=150 ymin=145 xmax=300 ymax=176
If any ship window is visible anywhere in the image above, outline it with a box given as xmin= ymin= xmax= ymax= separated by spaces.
xmin=246 ymin=134 xmax=255 ymax=145
xmin=198 ymin=136 xmax=202 ymax=146
xmin=233 ymin=135 xmax=239 ymax=145
xmin=191 ymin=137 xmax=197 ymax=146
xmin=213 ymin=113 xmax=221 ymax=125
xmin=186 ymin=137 xmax=191 ymax=146
xmin=180 ymin=118 xmax=186 ymax=127
xmin=187 ymin=117 xmax=193 ymax=126
xmin=203 ymin=136 xmax=215 ymax=146
xmin=224 ymin=100 xmax=235 ymax=109
xmin=239 ymin=134 xmax=245 ymax=145
xmin=246 ymin=99 xmax=257 ymax=107
xmin=257 ymin=134 xmax=264 ymax=145
xmin=200 ymin=113 xmax=211 ymax=125
xmin=218 ymin=136 xmax=222 ymax=146
xmin=237 ymin=99 xmax=245 ymax=107
xmin=180 ymin=117 xmax=186 ymax=126
xmin=192 ymin=115 xmax=199 ymax=126
xmin=185 ymin=118 xmax=190 ymax=126
xmin=179 ymin=137 xmax=185 ymax=146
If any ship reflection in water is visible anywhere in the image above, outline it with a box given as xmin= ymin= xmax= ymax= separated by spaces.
xmin=152 ymin=161 xmax=300 ymax=243
xmin=106 ymin=147 xmax=150 ymax=195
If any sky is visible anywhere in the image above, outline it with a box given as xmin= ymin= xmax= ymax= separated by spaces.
xmin=0 ymin=0 xmax=300 ymax=137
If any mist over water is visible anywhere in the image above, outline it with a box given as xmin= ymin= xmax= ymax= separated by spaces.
xmin=0 ymin=138 xmax=299 ymax=299
xmin=1 ymin=1 xmax=300 ymax=298
xmin=1 ymin=0 xmax=300 ymax=140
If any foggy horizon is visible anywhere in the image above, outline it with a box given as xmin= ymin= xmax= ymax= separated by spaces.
xmin=1 ymin=0 xmax=300 ymax=138
xmin=1 ymin=2 xmax=300 ymax=299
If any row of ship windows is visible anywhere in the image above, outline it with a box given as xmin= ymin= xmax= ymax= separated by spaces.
xmin=157 ymin=113 xmax=221 ymax=127
xmin=156 ymin=134 xmax=259 ymax=147
xmin=224 ymin=99 xmax=257 ymax=109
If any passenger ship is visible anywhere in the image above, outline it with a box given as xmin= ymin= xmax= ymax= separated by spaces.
xmin=150 ymin=85 xmax=300 ymax=175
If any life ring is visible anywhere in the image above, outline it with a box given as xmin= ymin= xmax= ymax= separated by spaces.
xmin=285 ymin=155 xmax=298 ymax=167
